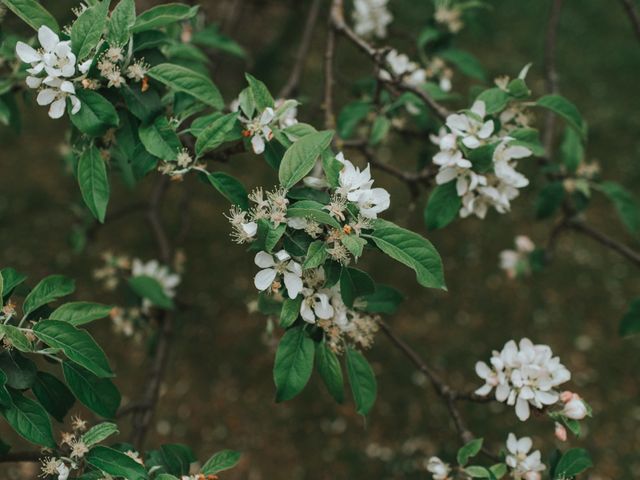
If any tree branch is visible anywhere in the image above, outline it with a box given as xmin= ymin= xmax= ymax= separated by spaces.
xmin=568 ymin=220 xmax=640 ymax=268
xmin=279 ymin=0 xmax=323 ymax=99
xmin=620 ymin=0 xmax=640 ymax=43
xmin=543 ymin=0 xmax=563 ymax=159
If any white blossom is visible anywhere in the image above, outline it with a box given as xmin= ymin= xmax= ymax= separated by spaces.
xmin=274 ymin=98 xmax=299 ymax=128
xmin=131 ymin=259 xmax=181 ymax=310
xmin=426 ymin=456 xmax=451 ymax=480
xmin=562 ymin=393 xmax=588 ymax=420
xmin=239 ymin=107 xmax=275 ymax=154
xmin=300 ymin=288 xmax=334 ymax=323
xmin=352 ymin=0 xmax=392 ymax=39
xmin=336 ymin=152 xmax=390 ymax=219
xmin=379 ymin=49 xmax=426 ymax=88
xmin=475 ymin=338 xmax=571 ymax=421
xmin=500 ymin=235 xmax=535 ymax=278
xmin=16 ymin=26 xmax=82 ymax=119
xmin=254 ymin=250 xmax=303 ymax=299
xmin=446 ymin=100 xmax=494 ymax=149
xmin=505 ymin=433 xmax=546 ymax=480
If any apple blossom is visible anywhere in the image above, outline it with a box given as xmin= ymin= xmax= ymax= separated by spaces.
xmin=554 ymin=422 xmax=568 ymax=442
xmin=475 ymin=338 xmax=571 ymax=421
xmin=562 ymin=393 xmax=589 ymax=420
xmin=239 ymin=107 xmax=276 ymax=154
xmin=426 ymin=456 xmax=451 ymax=480
xmin=132 ymin=258 xmax=181 ymax=310
xmin=336 ymin=152 xmax=390 ymax=218
xmin=500 ymin=235 xmax=536 ymax=278
xmin=254 ymin=250 xmax=303 ymax=299
xmin=505 ymin=433 xmax=546 ymax=480
xmin=446 ymin=101 xmax=494 ymax=149
xmin=352 ymin=0 xmax=393 ymax=39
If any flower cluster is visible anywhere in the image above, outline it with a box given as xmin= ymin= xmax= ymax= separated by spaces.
xmin=16 ymin=26 xmax=82 ymax=118
xmin=434 ymin=1 xmax=464 ymax=33
xmin=379 ymin=49 xmax=427 ymax=89
xmin=474 ymin=338 xmax=572 ymax=421
xmin=426 ymin=456 xmax=452 ymax=480
xmin=94 ymin=46 xmax=149 ymax=90
xmin=499 ymin=235 xmax=536 ymax=278
xmin=39 ymin=416 xmax=90 ymax=480
xmin=351 ymin=0 xmax=393 ymax=39
xmin=505 ymin=433 xmax=546 ymax=480
xmin=431 ymin=99 xmax=533 ymax=219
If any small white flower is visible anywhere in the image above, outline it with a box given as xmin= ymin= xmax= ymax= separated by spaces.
xmin=379 ymin=49 xmax=426 ymax=87
xmin=275 ymin=98 xmax=299 ymax=128
xmin=240 ymin=107 xmax=275 ymax=154
xmin=352 ymin=187 xmax=390 ymax=219
xmin=352 ymin=0 xmax=392 ymax=39
xmin=499 ymin=235 xmax=535 ymax=278
xmin=254 ymin=250 xmax=303 ymax=299
xmin=336 ymin=153 xmax=390 ymax=218
xmin=446 ymin=100 xmax=494 ymax=149
xmin=505 ymin=433 xmax=546 ymax=480
xmin=426 ymin=456 xmax=451 ymax=480
xmin=132 ymin=259 xmax=181 ymax=310
xmin=300 ymin=288 xmax=334 ymax=323
xmin=562 ymin=394 xmax=588 ymax=420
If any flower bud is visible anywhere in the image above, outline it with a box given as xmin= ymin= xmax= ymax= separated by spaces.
xmin=559 ymin=390 xmax=575 ymax=403
xmin=563 ymin=396 xmax=588 ymax=420
xmin=523 ymin=472 xmax=542 ymax=480
xmin=554 ymin=422 xmax=567 ymax=442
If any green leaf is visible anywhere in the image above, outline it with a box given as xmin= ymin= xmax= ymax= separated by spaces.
xmin=131 ymin=3 xmax=198 ymax=33
xmin=287 ymin=200 xmax=340 ymax=228
xmin=62 ymin=362 xmax=120 ymax=418
xmin=369 ymin=116 xmax=391 ymax=146
xmin=476 ymin=88 xmax=510 ymax=114
xmin=71 ymin=0 xmax=110 ymax=59
xmin=303 ymin=241 xmax=328 ymax=270
xmin=264 ymin=222 xmax=286 ymax=252
xmin=245 ymin=73 xmax=274 ymax=111
xmin=33 ymin=320 xmax=113 ymax=378
xmin=424 ymin=181 xmax=461 ymax=230
xmin=535 ymin=182 xmax=565 ymax=219
xmin=361 ymin=285 xmax=404 ymax=314
xmin=0 ymin=325 xmax=32 ymax=352
xmin=509 ymin=128 xmax=545 ymax=157
xmin=1 ymin=267 xmax=27 ymax=300
xmin=86 ymin=446 xmax=148 ymax=480
xmin=467 ymin=143 xmax=497 ymax=173
xmin=23 ymin=274 xmax=75 ymax=317
xmin=50 ymin=302 xmax=113 ymax=326
xmin=278 ymin=131 xmax=334 ymax=189
xmin=128 ymin=275 xmax=175 ymax=310
xmin=192 ymin=25 xmax=246 ymax=58
xmin=559 ymin=127 xmax=583 ymax=173
xmin=201 ymin=449 xmax=241 ymax=475
xmin=598 ymin=181 xmax=640 ymax=236
xmin=1 ymin=0 xmax=59 ymax=32
xmin=1 ymin=390 xmax=55 ymax=448
xmin=78 ymin=146 xmax=110 ymax=223
xmin=315 ymin=342 xmax=344 ymax=403
xmin=440 ymin=48 xmax=486 ymax=81
xmin=202 ymin=171 xmax=248 ymax=210
xmin=195 ymin=112 xmax=239 ymax=156
xmin=342 ymin=234 xmax=367 ymax=259
xmin=0 ymin=351 xmax=37 ymax=390
xmin=457 ymin=438 xmax=483 ymax=466
xmin=107 ymin=0 xmax=136 ymax=46
xmin=273 ymin=326 xmax=315 ymax=402
xmin=620 ymin=298 xmax=640 ymax=337
xmin=368 ymin=219 xmax=446 ymax=290
xmin=32 ymin=372 xmax=75 ymax=423
xmin=554 ymin=448 xmax=593 ymax=479
xmin=345 ymin=348 xmax=377 ymax=416
xmin=82 ymin=422 xmax=119 ymax=447
xmin=139 ymin=116 xmax=182 ymax=161
xmin=0 ymin=370 xmax=12 ymax=407
xmin=121 ymin=85 xmax=163 ymax=123
xmin=148 ymin=63 xmax=224 ymax=109
xmin=339 ymin=267 xmax=375 ymax=308
xmin=70 ymin=89 xmax=119 ymax=136
xmin=159 ymin=444 xmax=196 ymax=475
xmin=536 ymin=95 xmax=587 ymax=139
xmin=337 ymin=101 xmax=373 ymax=139
xmin=279 ymin=296 xmax=302 ymax=328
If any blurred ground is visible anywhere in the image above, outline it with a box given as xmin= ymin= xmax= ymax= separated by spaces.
xmin=1 ymin=0 xmax=640 ymax=478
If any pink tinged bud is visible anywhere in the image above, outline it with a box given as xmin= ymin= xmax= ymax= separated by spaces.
xmin=563 ymin=397 xmax=588 ymax=420
xmin=524 ymin=473 xmax=541 ymax=480
xmin=554 ymin=422 xmax=567 ymax=442
xmin=560 ymin=391 xmax=574 ymax=403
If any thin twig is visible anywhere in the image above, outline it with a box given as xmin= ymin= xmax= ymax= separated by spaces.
xmin=568 ymin=220 xmax=640 ymax=268
xmin=279 ymin=0 xmax=323 ymax=99
xmin=543 ymin=0 xmax=563 ymax=159
xmin=620 ymin=0 xmax=640 ymax=43
xmin=324 ymin=14 xmax=337 ymax=130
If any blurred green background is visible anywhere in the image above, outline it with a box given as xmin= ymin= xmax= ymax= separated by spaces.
xmin=1 ymin=0 xmax=640 ymax=478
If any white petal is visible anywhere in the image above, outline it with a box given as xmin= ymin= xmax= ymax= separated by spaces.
xmin=435 ymin=167 xmax=457 ymax=185
xmin=260 ymin=107 xmax=275 ymax=125
xmin=478 ymin=120 xmax=494 ymax=139
xmin=242 ymin=222 xmax=258 ymax=237
xmin=70 ymin=95 xmax=81 ymax=115
xmin=462 ymin=135 xmax=481 ymax=149
xmin=506 ymin=433 xmax=518 ymax=454
xmin=475 ymin=361 xmax=491 ymax=379
xmin=283 ymin=272 xmax=303 ymax=299
xmin=25 ymin=76 xmax=42 ymax=88
xmin=515 ymin=397 xmax=530 ymax=421
xmin=471 ymin=100 xmax=486 ymax=118
xmin=517 ymin=436 xmax=533 ymax=454
xmin=474 ymin=384 xmax=493 ymax=396
xmin=254 ymin=268 xmax=277 ymax=291
xmin=300 ymin=301 xmax=316 ymax=323
xmin=48 ymin=98 xmax=66 ymax=119
xmin=254 ymin=251 xmax=276 ymax=268
xmin=251 ymin=134 xmax=265 ymax=154
xmin=15 ymin=42 xmax=41 ymax=63
xmin=36 ymin=88 xmax=57 ymax=106
xmin=59 ymin=80 xmax=75 ymax=94
xmin=38 ymin=25 xmax=60 ymax=52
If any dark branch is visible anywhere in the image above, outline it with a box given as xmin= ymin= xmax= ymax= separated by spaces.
xmin=620 ymin=0 xmax=640 ymax=43
xmin=568 ymin=220 xmax=640 ymax=268
xmin=543 ymin=0 xmax=563 ymax=159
